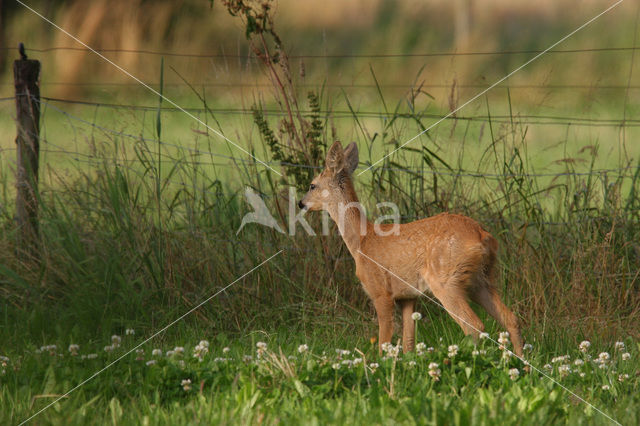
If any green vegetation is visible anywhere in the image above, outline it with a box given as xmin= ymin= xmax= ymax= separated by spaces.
xmin=1 ymin=0 xmax=640 ymax=424
xmin=2 ymin=325 xmax=638 ymax=424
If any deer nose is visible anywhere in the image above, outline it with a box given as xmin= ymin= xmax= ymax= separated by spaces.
xmin=298 ymin=200 xmax=305 ymax=209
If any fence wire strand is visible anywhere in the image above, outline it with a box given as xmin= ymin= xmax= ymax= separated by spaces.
xmin=1 ymin=45 xmax=639 ymax=58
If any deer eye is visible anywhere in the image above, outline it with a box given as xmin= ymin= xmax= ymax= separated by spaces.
xmin=310 ymin=184 xmax=317 ymax=190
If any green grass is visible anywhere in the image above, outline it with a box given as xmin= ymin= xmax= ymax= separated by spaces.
xmin=2 ymin=2 xmax=640 ymax=424
xmin=2 ymin=323 xmax=638 ymax=425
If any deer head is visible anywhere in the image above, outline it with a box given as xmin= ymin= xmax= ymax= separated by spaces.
xmin=298 ymin=141 xmax=359 ymax=211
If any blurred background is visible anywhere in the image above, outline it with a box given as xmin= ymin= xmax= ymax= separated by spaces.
xmin=1 ymin=0 xmax=638 ymax=169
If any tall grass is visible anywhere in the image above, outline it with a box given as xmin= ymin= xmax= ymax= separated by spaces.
xmin=1 ymin=78 xmax=639 ymax=356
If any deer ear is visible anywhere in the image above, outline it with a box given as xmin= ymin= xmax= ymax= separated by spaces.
xmin=343 ymin=142 xmax=359 ymax=175
xmin=325 ymin=141 xmax=344 ymax=174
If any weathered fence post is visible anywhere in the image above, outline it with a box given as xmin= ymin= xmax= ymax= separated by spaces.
xmin=14 ymin=43 xmax=41 ymax=258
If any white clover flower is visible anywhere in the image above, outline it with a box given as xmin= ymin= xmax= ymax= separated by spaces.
xmin=498 ymin=332 xmax=510 ymax=346
xmin=618 ymin=373 xmax=629 ymax=382
xmin=341 ymin=359 xmax=354 ymax=368
xmin=68 ymin=344 xmax=80 ymax=356
xmin=579 ymin=341 xmax=591 ymax=353
xmin=574 ymin=359 xmax=584 ymax=366
xmin=598 ymin=352 xmax=610 ymax=362
xmin=601 ymin=385 xmax=610 ymax=391
xmin=135 ymin=349 xmax=144 ymax=360
xmin=621 ymin=352 xmax=631 ymax=361
xmin=104 ymin=345 xmax=114 ymax=353
xmin=125 ymin=329 xmax=135 ymax=336
xmin=552 ymin=355 xmax=570 ymax=364
xmin=381 ymin=343 xmax=400 ymax=358
xmin=389 ymin=345 xmax=402 ymax=358
xmin=416 ymin=342 xmax=427 ymax=352
xmin=579 ymin=372 xmax=586 ymax=378
xmin=523 ymin=343 xmax=533 ymax=352
xmin=369 ymin=362 xmax=379 ymax=372
xmin=543 ymin=364 xmax=553 ymax=371
xmin=558 ymin=364 xmax=571 ymax=376
xmin=41 ymin=345 xmax=57 ymax=356
xmin=256 ymin=342 xmax=267 ymax=350
xmin=152 ymin=348 xmax=162 ymax=357
xmin=479 ymin=332 xmax=490 ymax=340
xmin=428 ymin=368 xmax=441 ymax=381
xmin=298 ymin=344 xmax=309 ymax=354
xmin=353 ymin=358 xmax=363 ymax=366
xmin=407 ymin=360 xmax=417 ymax=368
xmin=447 ymin=345 xmax=459 ymax=357
xmin=332 ymin=363 xmax=341 ymax=370
xmin=193 ymin=342 xmax=209 ymax=362
xmin=87 ymin=353 xmax=98 ymax=359
xmin=508 ymin=368 xmax=520 ymax=380
xmin=111 ymin=335 xmax=121 ymax=347
xmin=145 ymin=359 xmax=157 ymax=366
xmin=243 ymin=355 xmax=253 ymax=362
xmin=181 ymin=379 xmax=192 ymax=391
xmin=173 ymin=347 xmax=185 ymax=355
xmin=222 ymin=347 xmax=231 ymax=354
xmin=166 ymin=350 xmax=175 ymax=357
xmin=427 ymin=347 xmax=435 ymax=353
xmin=472 ymin=350 xmax=480 ymax=356
xmin=614 ymin=341 xmax=625 ymax=351
xmin=428 ymin=363 xmax=441 ymax=381
xmin=335 ymin=349 xmax=351 ymax=357
xmin=502 ymin=350 xmax=513 ymax=360
xmin=411 ymin=312 xmax=422 ymax=321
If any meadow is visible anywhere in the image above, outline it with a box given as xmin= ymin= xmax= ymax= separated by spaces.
xmin=1 ymin=0 xmax=640 ymax=424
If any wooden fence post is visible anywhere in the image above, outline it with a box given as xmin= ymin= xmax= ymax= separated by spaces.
xmin=14 ymin=43 xmax=41 ymax=258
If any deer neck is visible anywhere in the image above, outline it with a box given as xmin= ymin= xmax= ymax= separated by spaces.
xmin=327 ymin=182 xmax=368 ymax=258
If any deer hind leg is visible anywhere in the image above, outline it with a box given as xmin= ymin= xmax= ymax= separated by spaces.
xmin=373 ymin=295 xmax=394 ymax=354
xmin=428 ymin=279 xmax=485 ymax=341
xmin=471 ymin=284 xmax=523 ymax=356
xmin=400 ymin=299 xmax=416 ymax=352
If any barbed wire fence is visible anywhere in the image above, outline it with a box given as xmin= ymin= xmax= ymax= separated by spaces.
xmin=1 ymin=45 xmax=639 ymax=248
xmin=1 ymin=44 xmax=639 ymax=57
xmin=2 ymin=94 xmax=638 ymax=176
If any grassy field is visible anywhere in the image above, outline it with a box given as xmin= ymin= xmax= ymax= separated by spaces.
xmin=2 ymin=327 xmax=638 ymax=425
xmin=2 ymin=0 xmax=640 ymax=424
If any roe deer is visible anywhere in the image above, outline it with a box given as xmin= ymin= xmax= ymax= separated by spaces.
xmin=298 ymin=141 xmax=524 ymax=356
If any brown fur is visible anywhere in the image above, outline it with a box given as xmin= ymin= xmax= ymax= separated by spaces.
xmin=299 ymin=141 xmax=523 ymax=356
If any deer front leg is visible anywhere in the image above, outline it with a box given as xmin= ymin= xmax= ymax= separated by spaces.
xmin=373 ymin=295 xmax=394 ymax=354
xmin=400 ymin=299 xmax=416 ymax=352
